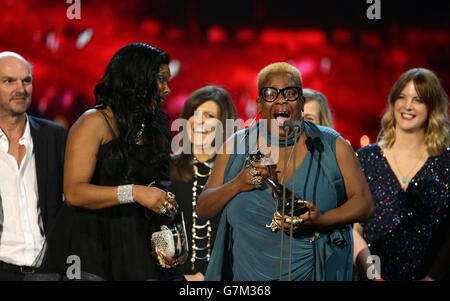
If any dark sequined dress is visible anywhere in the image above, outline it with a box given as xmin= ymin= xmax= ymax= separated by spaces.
xmin=356 ymin=144 xmax=449 ymax=280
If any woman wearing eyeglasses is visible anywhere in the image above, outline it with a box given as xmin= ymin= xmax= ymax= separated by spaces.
xmin=196 ymin=62 xmax=374 ymax=281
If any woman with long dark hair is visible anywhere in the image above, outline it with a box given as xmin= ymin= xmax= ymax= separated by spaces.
xmin=169 ymin=85 xmax=238 ymax=280
xmin=33 ymin=43 xmax=185 ymax=280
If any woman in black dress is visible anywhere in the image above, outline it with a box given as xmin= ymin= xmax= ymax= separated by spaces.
xmin=169 ymin=86 xmax=238 ymax=280
xmin=33 ymin=43 xmax=185 ymax=280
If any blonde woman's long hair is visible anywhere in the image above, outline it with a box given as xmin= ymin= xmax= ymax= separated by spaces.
xmin=378 ymin=68 xmax=449 ymax=156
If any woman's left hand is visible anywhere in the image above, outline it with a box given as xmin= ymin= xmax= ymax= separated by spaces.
xmin=275 ymin=202 xmax=323 ymax=232
xmin=297 ymin=202 xmax=323 ymax=228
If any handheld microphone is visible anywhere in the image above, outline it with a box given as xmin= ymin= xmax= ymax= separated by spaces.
xmin=293 ymin=118 xmax=304 ymax=136
xmin=283 ymin=120 xmax=294 ymax=133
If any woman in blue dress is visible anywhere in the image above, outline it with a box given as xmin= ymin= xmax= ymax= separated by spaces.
xmin=196 ymin=62 xmax=374 ymax=281
xmin=355 ymin=68 xmax=450 ymax=281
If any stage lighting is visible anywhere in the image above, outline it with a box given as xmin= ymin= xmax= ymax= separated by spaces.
xmin=76 ymin=28 xmax=93 ymax=49
xmin=360 ymin=135 xmax=370 ymax=148
xmin=169 ymin=60 xmax=180 ymax=80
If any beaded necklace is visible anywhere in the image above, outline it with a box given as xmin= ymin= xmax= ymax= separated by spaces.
xmin=190 ymin=156 xmax=214 ymax=271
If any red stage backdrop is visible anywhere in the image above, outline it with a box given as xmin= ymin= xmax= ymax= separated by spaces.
xmin=1 ymin=0 xmax=449 ymax=149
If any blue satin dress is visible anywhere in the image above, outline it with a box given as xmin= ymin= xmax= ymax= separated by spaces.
xmin=205 ymin=121 xmax=353 ymax=281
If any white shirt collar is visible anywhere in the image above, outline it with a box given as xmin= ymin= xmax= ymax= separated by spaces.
xmin=0 ymin=114 xmax=32 ymax=147
xmin=20 ymin=115 xmax=32 ymax=144
xmin=0 ymin=124 xmax=5 ymax=140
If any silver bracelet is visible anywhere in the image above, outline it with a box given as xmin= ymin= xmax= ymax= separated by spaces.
xmin=117 ymin=184 xmax=134 ymax=204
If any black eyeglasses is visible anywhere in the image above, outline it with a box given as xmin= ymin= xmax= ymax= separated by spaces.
xmin=259 ymin=86 xmax=302 ymax=102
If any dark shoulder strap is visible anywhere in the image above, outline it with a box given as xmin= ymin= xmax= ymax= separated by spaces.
xmin=100 ymin=110 xmax=117 ymax=140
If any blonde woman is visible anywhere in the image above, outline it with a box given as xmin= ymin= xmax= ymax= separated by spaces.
xmin=355 ymin=68 xmax=450 ymax=280
xmin=303 ymin=88 xmax=333 ymax=128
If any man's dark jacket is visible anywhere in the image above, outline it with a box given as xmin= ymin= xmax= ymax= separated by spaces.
xmin=28 ymin=115 xmax=66 ymax=235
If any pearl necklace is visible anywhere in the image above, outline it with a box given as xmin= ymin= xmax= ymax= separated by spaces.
xmin=190 ymin=157 xmax=213 ymax=271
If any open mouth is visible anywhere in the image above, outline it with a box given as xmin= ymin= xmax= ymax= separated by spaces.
xmin=193 ymin=126 xmax=209 ymax=134
xmin=274 ymin=110 xmax=291 ymax=127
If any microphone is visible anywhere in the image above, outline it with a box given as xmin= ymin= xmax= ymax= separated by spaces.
xmin=283 ymin=120 xmax=294 ymax=133
xmin=293 ymin=118 xmax=304 ymax=136
xmin=279 ymin=119 xmax=293 ymax=280
xmin=287 ymin=119 xmax=302 ymax=280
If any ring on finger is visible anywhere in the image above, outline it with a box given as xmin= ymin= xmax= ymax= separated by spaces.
xmin=250 ymin=175 xmax=263 ymax=187
xmin=249 ymin=166 xmax=258 ymax=176
xmin=168 ymin=199 xmax=179 ymax=210
xmin=292 ymin=217 xmax=303 ymax=226
xmin=166 ymin=203 xmax=177 ymax=214
xmin=160 ymin=206 xmax=167 ymax=215
xmin=165 ymin=192 xmax=178 ymax=209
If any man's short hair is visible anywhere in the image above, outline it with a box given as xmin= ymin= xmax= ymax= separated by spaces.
xmin=0 ymin=51 xmax=33 ymax=73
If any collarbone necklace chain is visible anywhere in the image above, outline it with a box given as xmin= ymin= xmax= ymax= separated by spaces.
xmin=391 ymin=146 xmax=426 ymax=188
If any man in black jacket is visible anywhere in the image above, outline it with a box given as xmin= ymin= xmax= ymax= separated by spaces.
xmin=0 ymin=51 xmax=66 ymax=280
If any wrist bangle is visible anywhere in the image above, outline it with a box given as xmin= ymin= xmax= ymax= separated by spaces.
xmin=117 ymin=184 xmax=134 ymax=204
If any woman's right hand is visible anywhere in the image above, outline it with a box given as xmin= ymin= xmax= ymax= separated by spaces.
xmin=234 ymin=162 xmax=271 ymax=192
xmin=132 ymin=185 xmax=178 ymax=215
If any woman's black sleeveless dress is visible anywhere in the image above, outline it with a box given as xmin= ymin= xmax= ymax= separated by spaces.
xmin=36 ymin=116 xmax=182 ymax=281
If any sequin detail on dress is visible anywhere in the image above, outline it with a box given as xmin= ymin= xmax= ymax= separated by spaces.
xmin=356 ymin=144 xmax=449 ymax=280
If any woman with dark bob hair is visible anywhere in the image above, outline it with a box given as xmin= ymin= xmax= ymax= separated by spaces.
xmin=169 ymin=85 xmax=238 ymax=280
xmin=31 ymin=43 xmax=185 ymax=281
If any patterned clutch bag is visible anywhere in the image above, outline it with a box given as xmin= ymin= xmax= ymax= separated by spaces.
xmin=151 ymin=212 xmax=189 ymax=262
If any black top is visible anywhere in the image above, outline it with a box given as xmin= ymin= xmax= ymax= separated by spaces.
xmin=36 ymin=112 xmax=179 ymax=281
xmin=169 ymin=156 xmax=220 ymax=275
xmin=28 ymin=116 xmax=67 ymax=236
